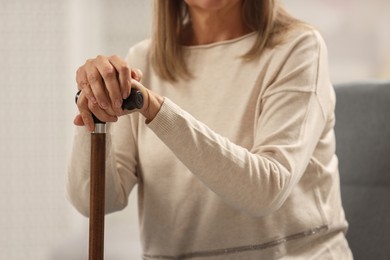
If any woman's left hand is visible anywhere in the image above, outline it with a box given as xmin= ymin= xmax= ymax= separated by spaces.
xmin=73 ymin=55 xmax=163 ymax=130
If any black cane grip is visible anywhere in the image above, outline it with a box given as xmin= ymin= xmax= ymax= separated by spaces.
xmin=75 ymin=89 xmax=144 ymax=124
xmin=122 ymin=88 xmax=144 ymax=111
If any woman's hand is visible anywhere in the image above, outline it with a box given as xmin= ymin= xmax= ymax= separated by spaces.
xmin=74 ymin=55 xmax=163 ymax=132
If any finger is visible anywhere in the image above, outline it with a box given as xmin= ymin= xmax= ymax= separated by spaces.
xmin=76 ymin=66 xmax=97 ymax=104
xmin=76 ymin=93 xmax=95 ymax=132
xmin=88 ymin=98 xmax=118 ymax=123
xmin=94 ymin=55 xmax=124 ymax=116
xmin=73 ymin=114 xmax=85 ymax=126
xmin=131 ymin=68 xmax=143 ymax=82
xmin=131 ymin=78 xmax=148 ymax=95
xmin=80 ymin=111 xmax=94 ymax=132
xmin=84 ymin=58 xmax=112 ymax=113
xmin=109 ymin=55 xmax=132 ymax=99
xmin=76 ymin=92 xmax=117 ymax=131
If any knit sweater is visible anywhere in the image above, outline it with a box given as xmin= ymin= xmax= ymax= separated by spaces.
xmin=67 ymin=28 xmax=352 ymax=259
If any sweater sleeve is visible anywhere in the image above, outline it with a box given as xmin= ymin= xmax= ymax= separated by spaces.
xmin=66 ymin=114 xmax=139 ymax=217
xmin=147 ymin=30 xmax=332 ymax=217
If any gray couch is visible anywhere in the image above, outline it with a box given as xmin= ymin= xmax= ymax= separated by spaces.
xmin=334 ymin=81 xmax=390 ymax=260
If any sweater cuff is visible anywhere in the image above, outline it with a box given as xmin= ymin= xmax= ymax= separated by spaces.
xmin=147 ymin=98 xmax=182 ymax=138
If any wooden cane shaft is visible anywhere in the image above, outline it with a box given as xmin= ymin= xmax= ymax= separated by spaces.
xmin=89 ymin=133 xmax=106 ymax=260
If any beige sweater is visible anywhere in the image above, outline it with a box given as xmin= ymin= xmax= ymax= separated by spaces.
xmin=67 ymin=28 xmax=352 ymax=259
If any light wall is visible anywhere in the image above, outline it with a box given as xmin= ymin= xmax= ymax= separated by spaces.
xmin=0 ymin=0 xmax=150 ymax=259
xmin=0 ymin=0 xmax=388 ymax=259
xmin=283 ymin=0 xmax=390 ymax=83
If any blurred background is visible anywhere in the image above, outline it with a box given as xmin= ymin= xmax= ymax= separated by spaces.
xmin=0 ymin=0 xmax=388 ymax=259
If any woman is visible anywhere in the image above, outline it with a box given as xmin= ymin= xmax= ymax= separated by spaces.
xmin=68 ymin=0 xmax=353 ymax=259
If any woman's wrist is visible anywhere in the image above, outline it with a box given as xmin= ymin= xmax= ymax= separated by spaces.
xmin=141 ymin=89 xmax=164 ymax=123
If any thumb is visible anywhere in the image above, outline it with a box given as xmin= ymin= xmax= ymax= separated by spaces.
xmin=73 ymin=114 xmax=85 ymax=126
xmin=131 ymin=68 xmax=143 ymax=82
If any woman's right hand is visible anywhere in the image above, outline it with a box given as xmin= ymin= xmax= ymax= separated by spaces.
xmin=74 ymin=55 xmax=142 ymax=132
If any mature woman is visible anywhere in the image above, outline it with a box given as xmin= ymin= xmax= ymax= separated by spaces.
xmin=68 ymin=0 xmax=353 ymax=259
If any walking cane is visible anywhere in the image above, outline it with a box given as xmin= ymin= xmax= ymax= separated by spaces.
xmin=76 ymin=88 xmax=144 ymax=260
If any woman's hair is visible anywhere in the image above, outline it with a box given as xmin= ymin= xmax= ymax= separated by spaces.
xmin=150 ymin=0 xmax=302 ymax=82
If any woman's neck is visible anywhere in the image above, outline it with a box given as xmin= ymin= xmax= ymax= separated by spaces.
xmin=183 ymin=6 xmax=252 ymax=46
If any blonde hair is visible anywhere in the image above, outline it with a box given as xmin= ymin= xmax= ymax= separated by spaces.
xmin=150 ymin=0 xmax=302 ymax=82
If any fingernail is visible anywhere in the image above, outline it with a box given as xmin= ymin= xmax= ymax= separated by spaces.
xmin=122 ymin=91 xmax=128 ymax=99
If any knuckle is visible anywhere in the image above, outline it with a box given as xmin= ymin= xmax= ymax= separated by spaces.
xmin=110 ymin=54 xmax=120 ymax=60
xmin=79 ymin=81 xmax=89 ymax=89
xmin=119 ymin=64 xmax=130 ymax=75
xmin=88 ymin=101 xmax=98 ymax=111
xmin=96 ymin=55 xmax=105 ymax=60
xmin=76 ymin=67 xmax=85 ymax=81
xmin=87 ymin=73 xmax=99 ymax=84
xmin=76 ymin=67 xmax=82 ymax=77
xmin=102 ymin=66 xmax=116 ymax=79
xmin=76 ymin=94 xmax=86 ymax=106
xmin=82 ymin=86 xmax=91 ymax=95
